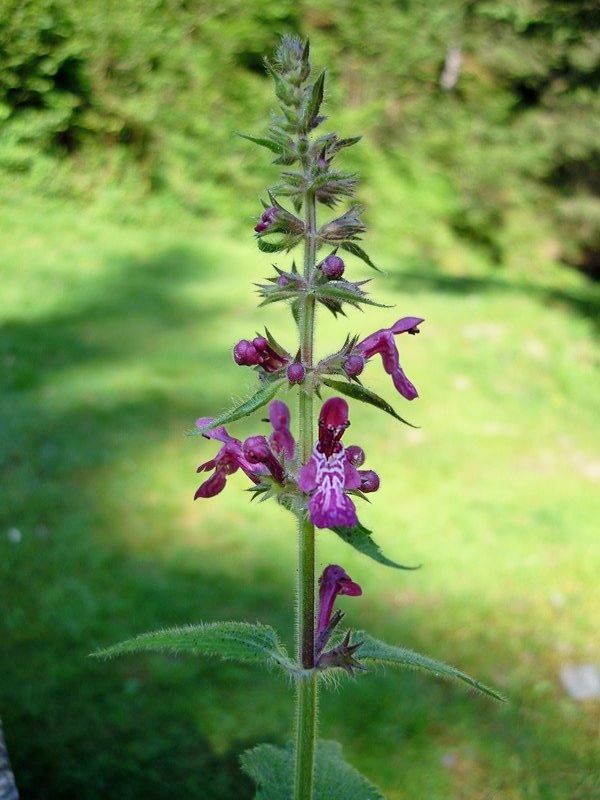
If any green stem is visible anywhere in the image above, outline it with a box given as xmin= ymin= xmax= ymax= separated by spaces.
xmin=294 ymin=189 xmax=318 ymax=800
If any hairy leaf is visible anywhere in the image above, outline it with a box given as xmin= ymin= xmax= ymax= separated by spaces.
xmin=322 ymin=378 xmax=417 ymax=427
xmin=257 ymin=235 xmax=301 ymax=253
xmin=302 ymin=70 xmax=325 ymax=132
xmin=91 ymin=621 xmax=297 ymax=673
xmin=356 ymin=633 xmax=507 ymax=701
xmin=330 ymin=523 xmax=420 ymax=570
xmin=240 ymin=740 xmax=384 ymax=800
xmin=314 ymin=282 xmax=391 ymax=309
xmin=340 ymin=241 xmax=381 ymax=271
xmin=237 ymin=133 xmax=286 ymax=154
xmin=334 ymin=136 xmax=362 ymax=151
xmin=198 ymin=379 xmax=286 ymax=430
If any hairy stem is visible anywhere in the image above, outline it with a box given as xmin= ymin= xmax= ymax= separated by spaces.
xmin=294 ymin=188 xmax=318 ymax=800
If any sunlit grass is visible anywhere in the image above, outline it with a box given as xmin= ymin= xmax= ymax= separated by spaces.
xmin=1 ymin=191 xmax=598 ymax=799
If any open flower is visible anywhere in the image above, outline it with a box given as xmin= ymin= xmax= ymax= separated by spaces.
xmin=195 ymin=401 xmax=295 ymax=499
xmin=317 ymin=564 xmax=362 ymax=638
xmin=345 ymin=316 xmax=423 ymax=400
xmin=298 ymin=398 xmax=378 ymax=528
xmin=194 ymin=420 xmax=263 ymax=498
xmin=268 ymin=400 xmax=295 ymax=459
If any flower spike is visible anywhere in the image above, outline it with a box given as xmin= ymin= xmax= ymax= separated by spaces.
xmin=344 ymin=316 xmax=424 ymax=399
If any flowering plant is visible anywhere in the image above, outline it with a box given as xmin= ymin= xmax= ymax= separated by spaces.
xmin=94 ymin=36 xmax=503 ymax=799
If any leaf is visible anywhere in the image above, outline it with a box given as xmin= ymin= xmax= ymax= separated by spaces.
xmin=237 ymin=133 xmax=285 ymax=154
xmin=198 ymin=379 xmax=285 ymax=430
xmin=264 ymin=327 xmax=289 ymax=358
xmin=257 ymin=235 xmax=301 ymax=254
xmin=290 ymin=299 xmax=302 ymax=327
xmin=356 ymin=633 xmax=507 ymax=702
xmin=91 ymin=621 xmax=297 ymax=673
xmin=335 ymin=136 xmax=362 ymax=151
xmin=240 ymin=740 xmax=384 ymax=800
xmin=314 ymin=282 xmax=391 ymax=309
xmin=340 ymin=241 xmax=382 ymax=271
xmin=322 ymin=378 xmax=417 ymax=427
xmin=302 ymin=70 xmax=325 ymax=131
xmin=330 ymin=523 xmax=420 ymax=570
xmin=257 ymin=238 xmax=287 ymax=253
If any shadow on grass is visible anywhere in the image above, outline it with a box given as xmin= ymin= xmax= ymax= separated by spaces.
xmin=392 ymin=268 xmax=600 ymax=334
xmin=0 ymin=248 xmax=594 ymax=798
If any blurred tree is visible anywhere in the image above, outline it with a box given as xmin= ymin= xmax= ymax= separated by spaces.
xmin=0 ymin=0 xmax=597 ymax=273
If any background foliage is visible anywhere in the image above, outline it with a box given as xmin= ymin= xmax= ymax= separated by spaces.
xmin=1 ymin=0 xmax=599 ymax=273
xmin=0 ymin=2 xmax=598 ymax=799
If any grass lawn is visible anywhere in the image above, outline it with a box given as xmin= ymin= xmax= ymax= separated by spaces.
xmin=1 ymin=188 xmax=599 ymax=799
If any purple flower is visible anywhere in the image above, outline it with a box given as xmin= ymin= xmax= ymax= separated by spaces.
xmin=321 ymin=254 xmax=345 ymax=279
xmin=342 ymin=353 xmax=364 ymax=378
xmin=345 ymin=445 xmax=365 ymax=467
xmin=317 ymin=564 xmax=362 ymax=638
xmin=268 ymin=400 xmax=295 ymax=460
xmin=233 ymin=339 xmax=261 ymax=366
xmin=287 ymin=361 xmax=305 ymax=385
xmin=242 ymin=435 xmax=285 ymax=484
xmin=195 ymin=401 xmax=295 ymax=498
xmin=233 ymin=335 xmax=289 ymax=373
xmin=298 ymin=398 xmax=378 ymax=529
xmin=254 ymin=206 xmax=279 ymax=233
xmin=194 ymin=419 xmax=262 ymax=499
xmin=358 ymin=469 xmax=380 ymax=493
xmin=346 ymin=316 xmax=424 ymax=400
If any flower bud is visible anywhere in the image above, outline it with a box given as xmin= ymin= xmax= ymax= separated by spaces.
xmin=359 ymin=469 xmax=380 ymax=493
xmin=345 ymin=445 xmax=365 ymax=467
xmin=276 ymin=274 xmax=290 ymax=287
xmin=343 ymin=353 xmax=365 ymax=378
xmin=254 ymin=207 xmax=279 ymax=233
xmin=242 ymin=435 xmax=285 ymax=484
xmin=233 ymin=339 xmax=260 ymax=366
xmin=262 ymin=207 xmax=279 ymax=224
xmin=321 ymin=254 xmax=345 ymax=279
xmin=252 ymin=336 xmax=269 ymax=352
xmin=242 ymin=435 xmax=272 ymax=464
xmin=287 ymin=361 xmax=305 ymax=385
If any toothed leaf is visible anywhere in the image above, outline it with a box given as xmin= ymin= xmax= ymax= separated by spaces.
xmin=314 ymin=283 xmax=391 ymax=309
xmin=330 ymin=522 xmax=420 ymax=570
xmin=257 ymin=235 xmax=301 ymax=253
xmin=240 ymin=740 xmax=384 ymax=800
xmin=322 ymin=378 xmax=417 ymax=427
xmin=302 ymin=70 xmax=325 ymax=132
xmin=91 ymin=621 xmax=296 ymax=673
xmin=197 ymin=379 xmax=286 ymax=430
xmin=340 ymin=242 xmax=381 ymax=271
xmin=238 ymin=133 xmax=286 ymax=154
xmin=356 ymin=633 xmax=507 ymax=701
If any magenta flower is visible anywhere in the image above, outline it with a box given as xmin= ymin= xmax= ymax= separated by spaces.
xmin=254 ymin=206 xmax=279 ymax=233
xmin=195 ymin=401 xmax=295 ymax=498
xmin=268 ymin=400 xmax=295 ymax=460
xmin=298 ymin=397 xmax=378 ymax=529
xmin=242 ymin=436 xmax=285 ymax=484
xmin=345 ymin=316 xmax=424 ymax=400
xmin=317 ymin=564 xmax=362 ymax=638
xmin=194 ymin=420 xmax=263 ymax=499
xmin=287 ymin=361 xmax=305 ymax=385
xmin=233 ymin=335 xmax=289 ymax=373
xmin=320 ymin=254 xmax=345 ymax=279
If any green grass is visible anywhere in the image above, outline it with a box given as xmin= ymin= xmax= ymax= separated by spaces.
xmin=0 ymin=187 xmax=599 ymax=800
